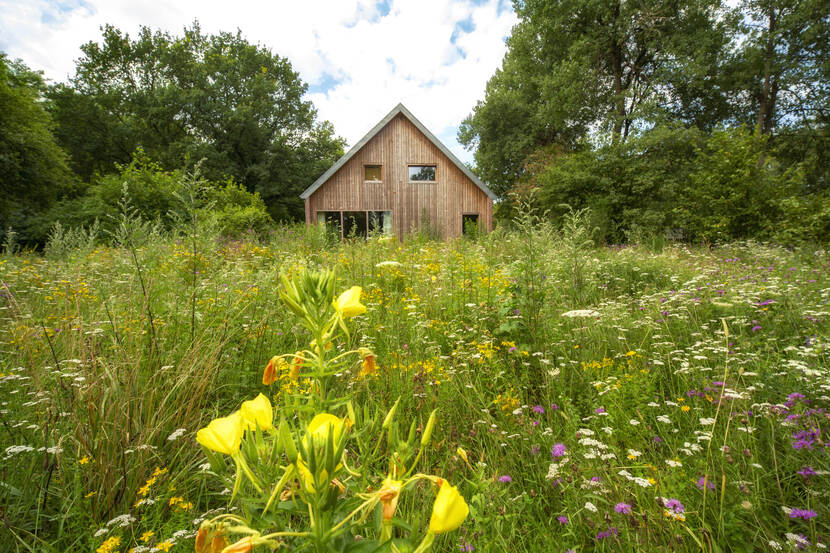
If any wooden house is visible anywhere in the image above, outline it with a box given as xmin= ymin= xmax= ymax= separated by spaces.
xmin=300 ymin=103 xmax=496 ymax=239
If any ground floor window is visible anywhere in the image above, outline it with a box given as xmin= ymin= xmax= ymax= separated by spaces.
xmin=317 ymin=210 xmax=392 ymax=238
xmin=462 ymin=213 xmax=479 ymax=236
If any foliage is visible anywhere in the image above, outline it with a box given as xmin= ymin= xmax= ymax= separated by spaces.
xmin=458 ymin=0 xmax=732 ymax=194
xmin=0 ymin=55 xmax=78 ymax=245
xmin=47 ymin=21 xmax=345 ymax=221
xmin=45 ymin=150 xmax=274 ymax=240
xmin=1 ymin=233 xmax=828 ymax=552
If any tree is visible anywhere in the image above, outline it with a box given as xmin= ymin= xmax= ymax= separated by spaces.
xmin=733 ymin=0 xmax=829 ymax=135
xmin=458 ymin=0 xmax=732 ymax=196
xmin=0 ymin=55 xmax=77 ymax=244
xmin=48 ymin=22 xmax=345 ymax=220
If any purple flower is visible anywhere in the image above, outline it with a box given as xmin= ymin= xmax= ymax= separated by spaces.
xmin=557 ymin=515 xmax=568 ymax=525
xmin=498 ymin=475 xmax=512 ymax=483
xmin=797 ymin=466 xmax=816 ymax=479
xmin=751 ymin=325 xmax=762 ymax=332
xmin=596 ymin=527 xmax=618 ymax=540
xmin=532 ymin=405 xmax=545 ymax=414
xmin=595 ymin=407 xmax=606 ymax=414
xmin=789 ymin=508 xmax=817 ymax=520
xmin=531 ymin=445 xmax=541 ymax=456
xmin=550 ymin=403 xmax=559 ymax=411
xmin=696 ymin=476 xmax=716 ymax=491
xmin=653 ymin=435 xmax=663 ymax=444
xmin=614 ymin=503 xmax=632 ymax=514
xmin=756 ymin=299 xmax=775 ymax=306
xmin=459 ymin=541 xmax=475 ymax=552
xmin=551 ymin=443 xmax=567 ymax=458
xmin=664 ymin=499 xmax=685 ymax=514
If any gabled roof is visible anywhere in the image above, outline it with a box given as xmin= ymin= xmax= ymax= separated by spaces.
xmin=300 ymin=103 xmax=497 ymax=200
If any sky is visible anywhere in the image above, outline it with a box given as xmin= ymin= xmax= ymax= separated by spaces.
xmin=0 ymin=0 xmax=518 ymax=164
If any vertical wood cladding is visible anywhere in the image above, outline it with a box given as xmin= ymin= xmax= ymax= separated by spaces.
xmin=305 ymin=113 xmax=492 ymax=239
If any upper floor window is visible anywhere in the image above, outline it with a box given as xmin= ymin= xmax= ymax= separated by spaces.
xmin=408 ymin=165 xmax=436 ymax=182
xmin=364 ymin=165 xmax=382 ymax=182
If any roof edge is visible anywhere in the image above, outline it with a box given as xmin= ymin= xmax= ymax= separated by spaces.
xmin=300 ymin=103 xmax=496 ymax=201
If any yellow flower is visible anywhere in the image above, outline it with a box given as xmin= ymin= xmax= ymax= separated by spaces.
xmin=240 ymin=393 xmax=273 ymax=431
xmin=304 ymin=413 xmax=345 ymax=452
xmin=334 ymin=286 xmax=366 ymax=318
xmin=428 ymin=479 xmax=469 ymax=534
xmin=379 ymin=477 xmax=403 ymax=520
xmin=196 ymin=411 xmax=244 ymax=455
xmin=681 ymin=405 xmax=690 ymax=412
xmin=78 ymin=456 xmax=90 ymax=465
xmin=140 ymin=531 xmax=154 ymax=543
xmin=96 ymin=536 xmax=121 ymax=553
xmin=155 ymin=540 xmax=173 ymax=552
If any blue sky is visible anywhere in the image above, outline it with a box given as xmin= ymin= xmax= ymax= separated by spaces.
xmin=0 ymin=0 xmax=517 ymax=165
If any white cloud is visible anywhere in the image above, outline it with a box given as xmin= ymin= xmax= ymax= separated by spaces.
xmin=0 ymin=0 xmax=516 ymax=164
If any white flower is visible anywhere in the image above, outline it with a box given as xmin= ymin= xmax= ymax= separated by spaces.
xmin=167 ymin=428 xmax=187 ymax=441
xmin=700 ymin=417 xmax=716 ymax=426
xmin=629 ymin=419 xmax=641 ymax=426
xmin=627 ymin=449 xmax=642 ymax=458
xmin=665 ymin=459 xmax=683 ymax=467
xmin=584 ymin=501 xmax=598 ymax=512
xmin=562 ymin=309 xmax=600 ymax=318
xmin=657 ymin=415 xmax=671 ymax=424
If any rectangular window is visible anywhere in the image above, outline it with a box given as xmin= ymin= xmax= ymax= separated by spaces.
xmin=369 ymin=211 xmax=393 ymax=236
xmin=462 ymin=213 xmax=479 ymax=236
xmin=317 ymin=211 xmax=342 ymax=234
xmin=343 ymin=212 xmax=368 ymax=239
xmin=364 ymin=165 xmax=382 ymax=182
xmin=408 ymin=165 xmax=436 ymax=182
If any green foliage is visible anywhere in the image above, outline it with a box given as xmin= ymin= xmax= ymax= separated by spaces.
xmin=2 ymin=234 xmax=828 ymax=552
xmin=198 ymin=180 xmax=274 ymax=237
xmin=458 ymin=0 xmax=731 ymax=194
xmin=47 ymin=21 xmax=345 ymax=221
xmin=0 ymin=55 xmax=78 ymax=245
xmin=675 ymin=127 xmax=791 ymax=242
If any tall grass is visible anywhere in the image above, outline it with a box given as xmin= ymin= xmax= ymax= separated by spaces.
xmin=0 ymin=224 xmax=827 ymax=552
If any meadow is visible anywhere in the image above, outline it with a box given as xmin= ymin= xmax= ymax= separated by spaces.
xmin=0 ymin=216 xmax=828 ymax=553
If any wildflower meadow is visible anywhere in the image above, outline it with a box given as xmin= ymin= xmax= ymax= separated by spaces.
xmin=0 ymin=217 xmax=828 ymax=552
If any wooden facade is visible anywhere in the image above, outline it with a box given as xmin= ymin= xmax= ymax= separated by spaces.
xmin=301 ymin=104 xmax=495 ymax=240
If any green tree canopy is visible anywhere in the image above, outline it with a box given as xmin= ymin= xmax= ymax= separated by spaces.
xmin=459 ymin=0 xmax=732 ymax=196
xmin=48 ymin=22 xmax=345 ymax=221
xmin=0 ymin=55 xmax=77 ymax=244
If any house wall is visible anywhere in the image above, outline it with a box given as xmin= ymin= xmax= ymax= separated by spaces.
xmin=305 ymin=113 xmax=492 ymax=239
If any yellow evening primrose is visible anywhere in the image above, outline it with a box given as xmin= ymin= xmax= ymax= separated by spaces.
xmin=334 ymin=286 xmax=366 ymax=318
xmin=240 ymin=393 xmax=274 ymax=431
xmin=429 ymin=479 xmax=469 ymax=534
xmin=196 ymin=411 xmax=244 ymax=455
xmin=379 ymin=477 xmax=403 ymax=520
xmin=304 ymin=413 xmax=345 ymax=451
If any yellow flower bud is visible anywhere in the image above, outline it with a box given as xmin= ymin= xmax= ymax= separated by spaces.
xmin=196 ymin=412 xmax=244 ymax=455
xmin=240 ymin=393 xmax=273 ymax=431
xmin=333 ymin=286 xmax=366 ymax=318
xmin=428 ymin=479 xmax=469 ymax=534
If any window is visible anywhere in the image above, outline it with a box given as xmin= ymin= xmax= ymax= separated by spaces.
xmin=364 ymin=165 xmax=382 ymax=182
xmin=462 ymin=213 xmax=479 ymax=236
xmin=408 ymin=165 xmax=436 ymax=182
xmin=369 ymin=211 xmax=393 ymax=236
xmin=343 ymin=212 xmax=368 ymax=239
xmin=317 ymin=211 xmax=342 ymax=234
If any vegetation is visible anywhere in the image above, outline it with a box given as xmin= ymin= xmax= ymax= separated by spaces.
xmin=1 ymin=216 xmax=827 ymax=551
xmin=460 ymin=0 xmax=829 ymax=242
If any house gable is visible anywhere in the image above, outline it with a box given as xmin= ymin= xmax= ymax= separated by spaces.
xmin=303 ymin=104 xmax=494 ymax=239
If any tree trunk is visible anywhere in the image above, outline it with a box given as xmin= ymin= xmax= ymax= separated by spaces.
xmin=757 ymin=7 xmax=776 ymax=135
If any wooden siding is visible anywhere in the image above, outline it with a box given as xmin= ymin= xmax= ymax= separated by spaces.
xmin=305 ymin=113 xmax=492 ymax=239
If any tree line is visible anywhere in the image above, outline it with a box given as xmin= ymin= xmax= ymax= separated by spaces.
xmin=1 ymin=22 xmax=344 ymax=246
xmin=459 ymin=0 xmax=829 ymax=243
